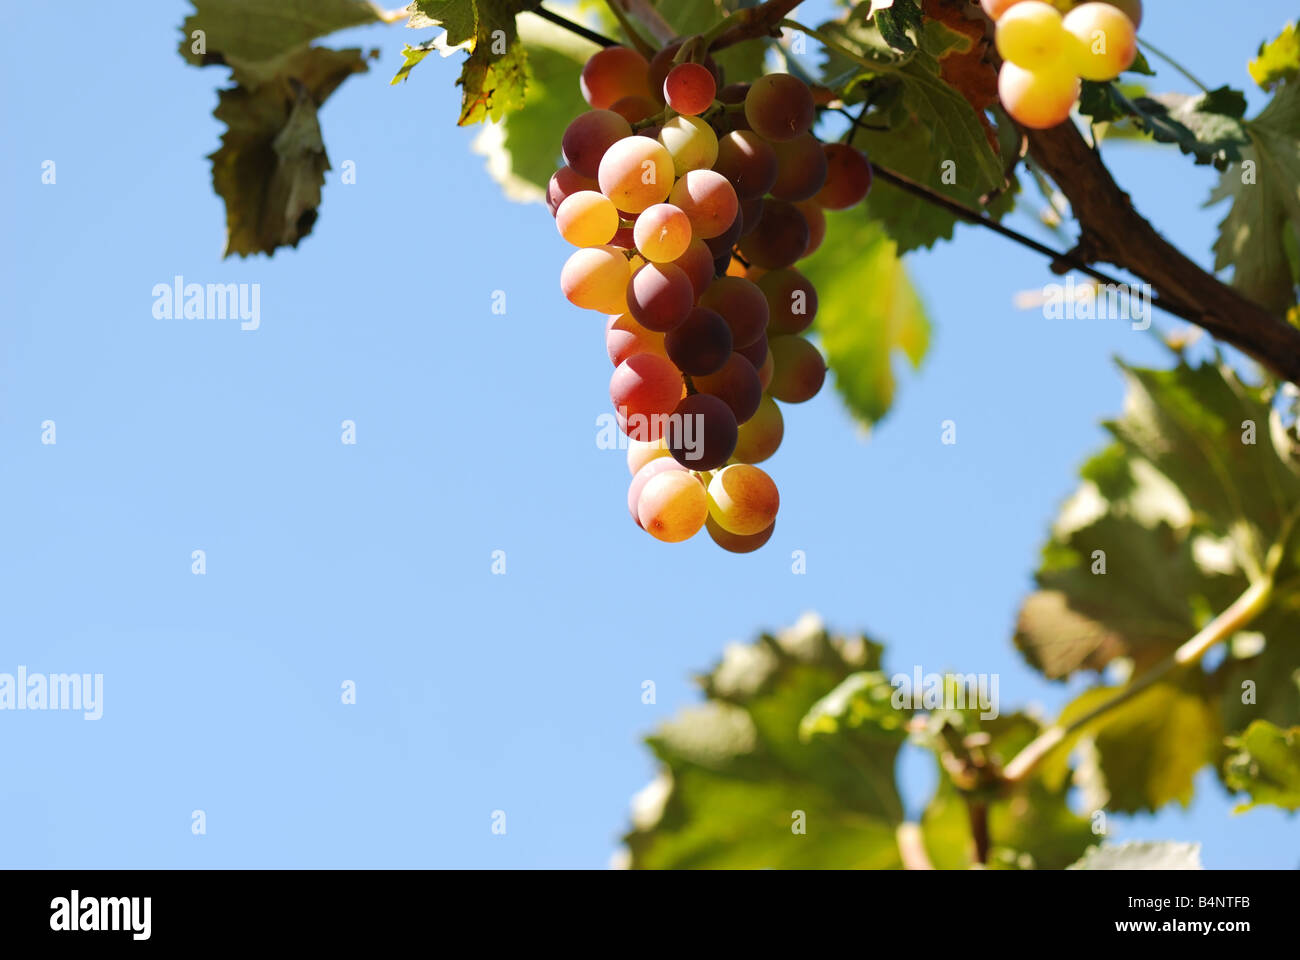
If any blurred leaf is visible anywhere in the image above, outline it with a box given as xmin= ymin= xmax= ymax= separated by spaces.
xmin=1249 ymin=21 xmax=1300 ymax=91
xmin=624 ymin=616 xmax=908 ymax=869
xmin=209 ymin=47 xmax=371 ymax=258
xmin=870 ymin=0 xmax=922 ymax=55
xmin=1209 ymin=80 xmax=1300 ymax=312
xmin=1016 ymin=361 xmax=1300 ymax=681
xmin=1048 ymin=677 xmax=1222 ymax=814
xmin=1224 ymin=720 xmax=1300 ymax=811
xmin=1214 ymin=618 xmax=1300 ymax=735
xmin=1067 ymin=841 xmax=1203 ymax=870
xmin=180 ymin=0 xmax=381 ymax=73
xmin=801 ymin=216 xmax=930 ymax=426
xmin=1078 ymin=83 xmax=1248 ymax=169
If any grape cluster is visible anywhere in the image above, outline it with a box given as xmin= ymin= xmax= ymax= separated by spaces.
xmin=985 ymin=0 xmax=1139 ymax=129
xmin=550 ymin=43 xmax=872 ymax=551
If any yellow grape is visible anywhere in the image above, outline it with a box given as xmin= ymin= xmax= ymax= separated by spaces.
xmin=598 ymin=136 xmax=675 ymax=214
xmin=995 ymin=1 xmax=1068 ymax=72
xmin=707 ymin=464 xmax=779 ymax=536
xmin=668 ymin=169 xmax=739 ymax=240
xmin=1064 ymin=2 xmax=1138 ymax=81
xmin=658 ymin=116 xmax=719 ymax=177
xmin=627 ymin=436 xmax=670 ymax=476
xmin=732 ymin=394 xmax=783 ymax=464
xmin=981 ymin=0 xmax=1032 ymax=19
xmin=636 ymin=470 xmax=708 ymax=542
xmin=633 ymin=203 xmax=693 ymax=263
xmin=560 ymin=245 xmax=630 ymax=313
xmin=998 ymin=61 xmax=1079 ymax=130
xmin=705 ymin=515 xmax=774 ymax=553
xmin=555 ymin=190 xmax=618 ymax=247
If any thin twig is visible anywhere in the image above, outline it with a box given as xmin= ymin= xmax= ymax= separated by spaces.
xmin=530 ymin=5 xmax=618 ymax=47
xmin=603 ymin=0 xmax=656 ymax=57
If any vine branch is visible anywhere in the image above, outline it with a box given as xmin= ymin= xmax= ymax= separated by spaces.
xmin=531 ymin=6 xmax=618 ymax=48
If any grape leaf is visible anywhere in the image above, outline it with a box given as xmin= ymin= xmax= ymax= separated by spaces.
xmin=179 ymin=0 xmax=382 ymax=72
xmin=208 ymin=46 xmax=372 ymax=258
xmin=1224 ymin=720 xmax=1300 ymax=811
xmin=1249 ymin=21 xmax=1300 ymax=91
xmin=1209 ymin=80 xmax=1300 ymax=312
xmin=1214 ymin=616 xmax=1300 ymax=735
xmin=1067 ymin=841 xmax=1203 ymax=870
xmin=800 ymin=215 xmax=930 ymax=427
xmin=623 ymin=616 xmax=907 ymax=869
xmin=1077 ymin=83 xmax=1249 ymax=169
xmin=870 ymin=0 xmax=923 ymax=55
xmin=404 ymin=0 xmax=542 ymax=123
xmin=1048 ymin=677 xmax=1223 ymax=814
xmin=1016 ymin=361 xmax=1300 ymax=681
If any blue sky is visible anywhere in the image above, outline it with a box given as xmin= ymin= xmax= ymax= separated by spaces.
xmin=0 ymin=1 xmax=1295 ymax=868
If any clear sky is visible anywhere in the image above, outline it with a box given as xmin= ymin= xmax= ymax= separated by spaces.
xmin=1 ymin=1 xmax=1295 ymax=868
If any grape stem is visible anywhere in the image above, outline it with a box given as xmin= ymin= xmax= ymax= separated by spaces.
xmin=530 ymin=6 xmax=618 ymax=48
xmin=709 ymin=0 xmax=806 ymax=52
xmin=602 ymin=0 xmax=656 ymax=59
xmin=1137 ymin=38 xmax=1210 ymax=93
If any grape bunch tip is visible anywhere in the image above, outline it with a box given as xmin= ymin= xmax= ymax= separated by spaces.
xmin=551 ymin=40 xmax=872 ymax=551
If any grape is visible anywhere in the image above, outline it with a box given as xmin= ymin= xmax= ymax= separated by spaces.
xmin=755 ymin=348 xmax=774 ymax=390
xmin=706 ymin=514 xmax=774 ymax=553
xmin=814 ymin=143 xmax=872 ymax=210
xmin=633 ymin=203 xmax=692 ymax=263
xmin=561 ymin=245 xmax=630 ymax=313
xmin=757 ymin=268 xmax=817 ymax=335
xmin=707 ymin=464 xmax=779 ymax=535
xmin=995 ymin=2 xmax=1068 ymax=72
xmin=715 ymin=82 xmax=752 ymax=132
xmin=598 ymin=136 xmax=675 ymax=214
xmin=794 ymin=200 xmax=826 ymax=256
xmin=693 ymin=352 xmax=762 ymax=423
xmin=737 ymin=333 xmax=767 ymax=368
xmin=767 ymin=335 xmax=826 ymax=403
xmin=668 ymin=169 xmax=739 ymax=240
xmin=562 ymin=109 xmax=633 ymax=179
xmin=547 ymin=165 xmax=598 ymax=215
xmin=663 ymin=62 xmax=716 ymax=116
xmin=648 ymin=42 xmax=721 ymax=105
xmin=998 ymin=61 xmax=1079 ymax=129
xmin=665 ymin=306 xmax=733 ymax=376
xmin=712 ymin=130 xmax=778 ymax=199
xmin=980 ymin=0 xmax=1031 ymax=19
xmin=555 ymin=190 xmax=619 ymax=247
xmin=627 ymin=455 xmax=686 ymax=524
xmin=581 ymin=46 xmax=653 ymax=109
xmin=627 ymin=436 xmax=670 ymax=478
xmin=1102 ymin=0 xmax=1142 ymax=29
xmin=1064 ymin=2 xmax=1138 ymax=81
xmin=743 ymin=73 xmax=815 ymax=142
xmin=712 ymin=251 xmax=734 ymax=279
xmin=703 ymin=208 xmax=743 ymax=260
xmin=769 ymin=133 xmax=829 ymax=202
xmin=698 ymin=276 xmax=768 ymax=348
xmin=738 ymin=199 xmax=809 ymax=269
xmin=609 ymin=95 xmax=660 ymax=124
xmin=610 ymin=222 xmax=637 ymax=250
xmin=732 ymin=393 xmax=783 ymax=463
xmin=738 ymin=196 xmax=764 ymax=237
xmin=636 ymin=470 xmax=708 ymax=542
xmin=607 ymin=312 xmax=668 ymax=366
xmin=611 ymin=353 xmax=685 ymax=441
xmin=658 ymin=116 xmax=719 ymax=176
xmin=666 ymin=393 xmax=738 ymax=470
xmin=626 ymin=261 xmax=694 ymax=332
xmin=674 ymin=239 xmax=716 ymax=298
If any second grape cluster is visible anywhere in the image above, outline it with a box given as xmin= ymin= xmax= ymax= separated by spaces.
xmin=987 ymin=0 xmax=1140 ymax=129
xmin=550 ymin=41 xmax=872 ymax=551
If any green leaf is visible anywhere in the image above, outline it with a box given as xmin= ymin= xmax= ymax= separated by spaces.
xmin=1050 ymin=677 xmax=1223 ymax=814
xmin=208 ymin=47 xmax=372 ymax=258
xmin=1016 ymin=361 xmax=1300 ymax=681
xmin=180 ymin=0 xmax=381 ymax=73
xmin=404 ymin=0 xmax=542 ymax=123
xmin=800 ymin=215 xmax=930 ymax=427
xmin=1209 ymin=79 xmax=1300 ymax=312
xmin=870 ymin=0 xmax=923 ymax=55
xmin=1078 ymin=83 xmax=1249 ymax=169
xmin=1067 ymin=841 xmax=1203 ymax=870
xmin=1214 ymin=618 xmax=1300 ymax=735
xmin=624 ymin=615 xmax=907 ymax=869
xmin=1249 ymin=21 xmax=1300 ymax=91
xmin=1224 ymin=720 xmax=1300 ymax=811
